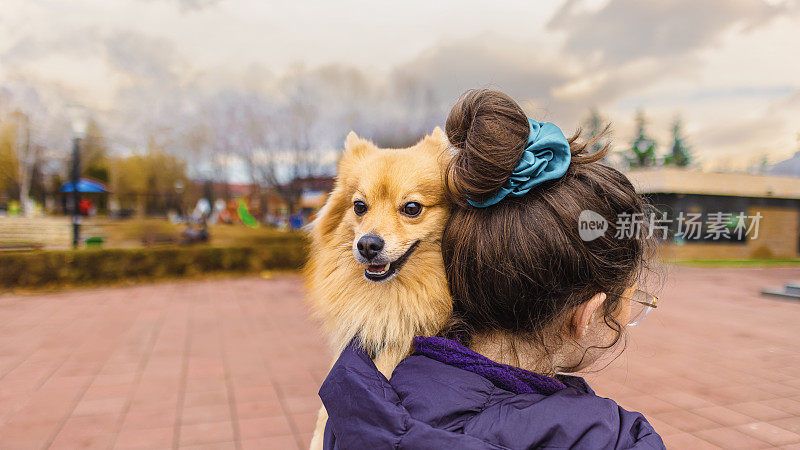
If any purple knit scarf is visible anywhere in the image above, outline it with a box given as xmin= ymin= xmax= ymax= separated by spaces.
xmin=413 ymin=336 xmax=567 ymax=395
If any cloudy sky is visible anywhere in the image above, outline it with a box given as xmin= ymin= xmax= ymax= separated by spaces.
xmin=1 ymin=0 xmax=800 ymax=171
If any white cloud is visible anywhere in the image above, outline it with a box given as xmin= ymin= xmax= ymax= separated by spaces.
xmin=0 ymin=0 xmax=798 ymax=172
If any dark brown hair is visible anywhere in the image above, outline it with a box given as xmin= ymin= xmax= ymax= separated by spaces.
xmin=443 ymin=89 xmax=653 ymax=370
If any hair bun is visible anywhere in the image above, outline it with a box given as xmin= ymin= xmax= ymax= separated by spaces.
xmin=444 ymin=96 xmax=473 ymax=150
xmin=445 ymin=89 xmax=530 ymax=207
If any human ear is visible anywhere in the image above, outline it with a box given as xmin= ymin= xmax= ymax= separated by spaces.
xmin=571 ymin=293 xmax=607 ymax=339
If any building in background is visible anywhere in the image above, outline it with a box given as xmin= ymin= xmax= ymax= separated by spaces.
xmin=629 ymin=168 xmax=800 ymax=259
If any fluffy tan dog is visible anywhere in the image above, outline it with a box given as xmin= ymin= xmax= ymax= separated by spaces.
xmin=305 ymin=128 xmax=453 ymax=448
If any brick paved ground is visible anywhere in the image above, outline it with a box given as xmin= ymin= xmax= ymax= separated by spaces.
xmin=0 ymin=266 xmax=799 ymax=449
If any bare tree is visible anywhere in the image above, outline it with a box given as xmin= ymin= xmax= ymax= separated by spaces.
xmin=273 ymin=86 xmax=319 ymax=213
xmin=182 ymin=96 xmax=242 ymax=199
xmin=228 ymin=95 xmax=280 ymax=212
xmin=0 ymin=85 xmax=72 ymax=216
xmin=9 ymin=111 xmax=45 ymax=216
xmin=183 ymin=120 xmax=214 ymax=182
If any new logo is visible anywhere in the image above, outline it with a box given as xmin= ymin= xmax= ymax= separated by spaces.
xmin=578 ymin=210 xmax=608 ymax=241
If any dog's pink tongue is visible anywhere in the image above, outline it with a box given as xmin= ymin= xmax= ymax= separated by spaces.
xmin=367 ymin=264 xmax=388 ymax=274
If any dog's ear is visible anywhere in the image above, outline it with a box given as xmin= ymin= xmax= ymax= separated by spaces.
xmin=338 ymin=131 xmax=376 ymax=181
xmin=429 ymin=126 xmax=447 ymax=145
xmin=419 ymin=127 xmax=452 ymax=167
xmin=342 ymin=131 xmax=374 ymax=161
xmin=421 ymin=127 xmax=449 ymax=151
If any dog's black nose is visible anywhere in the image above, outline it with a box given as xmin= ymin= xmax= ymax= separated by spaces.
xmin=357 ymin=234 xmax=384 ymax=260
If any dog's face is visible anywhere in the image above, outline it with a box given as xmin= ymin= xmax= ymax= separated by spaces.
xmin=315 ymin=128 xmax=450 ymax=284
xmin=306 ymin=128 xmax=453 ymax=355
xmin=348 ymin=146 xmax=449 ymax=282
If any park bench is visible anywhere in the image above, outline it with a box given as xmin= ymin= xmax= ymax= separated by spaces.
xmin=141 ymin=233 xmax=178 ymax=247
xmin=0 ymin=242 xmax=44 ymax=252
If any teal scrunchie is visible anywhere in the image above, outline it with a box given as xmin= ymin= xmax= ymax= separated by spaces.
xmin=468 ymin=118 xmax=571 ymax=208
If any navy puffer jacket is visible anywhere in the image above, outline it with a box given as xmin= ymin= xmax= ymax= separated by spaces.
xmin=320 ymin=339 xmax=665 ymax=449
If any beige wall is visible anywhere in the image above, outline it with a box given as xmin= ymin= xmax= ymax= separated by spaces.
xmin=659 ymin=206 xmax=799 ymax=260
xmin=628 ymin=168 xmax=800 ymax=199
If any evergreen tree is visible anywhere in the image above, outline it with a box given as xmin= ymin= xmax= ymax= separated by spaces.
xmin=628 ymin=109 xmax=657 ymax=168
xmin=584 ymin=107 xmax=609 ymax=155
xmin=664 ymin=117 xmax=691 ymax=167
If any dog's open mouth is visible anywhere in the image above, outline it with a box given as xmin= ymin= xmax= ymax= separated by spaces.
xmin=364 ymin=241 xmax=420 ymax=282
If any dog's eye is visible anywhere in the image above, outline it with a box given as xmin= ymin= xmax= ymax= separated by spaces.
xmin=402 ymin=202 xmax=422 ymax=217
xmin=353 ymin=201 xmax=368 ymax=216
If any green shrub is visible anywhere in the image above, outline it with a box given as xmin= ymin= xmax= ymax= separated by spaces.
xmin=0 ymin=240 xmax=307 ymax=289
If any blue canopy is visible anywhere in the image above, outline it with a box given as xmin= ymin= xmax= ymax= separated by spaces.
xmin=61 ymin=178 xmax=108 ymax=193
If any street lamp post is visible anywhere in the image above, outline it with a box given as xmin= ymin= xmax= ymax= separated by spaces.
xmin=68 ymin=105 xmax=88 ymax=249
xmin=71 ymin=135 xmax=81 ymax=248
